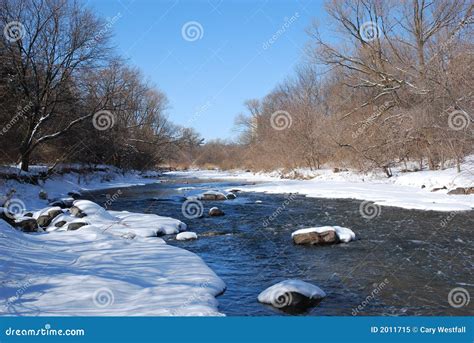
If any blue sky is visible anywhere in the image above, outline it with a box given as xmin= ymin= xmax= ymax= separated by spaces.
xmin=88 ymin=0 xmax=327 ymax=141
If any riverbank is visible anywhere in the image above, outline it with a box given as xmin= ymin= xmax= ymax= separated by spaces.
xmin=0 ymin=165 xmax=163 ymax=211
xmin=168 ymin=157 xmax=474 ymax=212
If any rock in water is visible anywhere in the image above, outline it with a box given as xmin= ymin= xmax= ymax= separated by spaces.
xmin=292 ymin=226 xmax=356 ymax=245
xmin=209 ymin=207 xmax=224 ymax=216
xmin=38 ymin=190 xmax=48 ymax=200
xmin=176 ymin=232 xmax=198 ymax=241
xmin=258 ymin=280 xmax=326 ymax=310
xmin=198 ymin=191 xmax=227 ymax=201
xmin=49 ymin=197 xmax=75 ymax=208
xmin=292 ymin=228 xmax=338 ymax=245
xmin=226 ymin=193 xmax=237 ymax=200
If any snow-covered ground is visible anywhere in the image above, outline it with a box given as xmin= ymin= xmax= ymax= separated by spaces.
xmin=0 ymin=200 xmax=226 ymax=316
xmin=0 ymin=166 xmax=226 ymax=316
xmin=169 ymin=157 xmax=474 ymax=212
xmin=1 ymin=219 xmax=225 ymax=316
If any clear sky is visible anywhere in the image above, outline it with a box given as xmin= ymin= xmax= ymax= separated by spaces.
xmin=88 ymin=0 xmax=327 ymax=142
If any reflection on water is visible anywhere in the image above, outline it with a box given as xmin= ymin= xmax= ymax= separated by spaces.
xmin=84 ymin=175 xmax=474 ymax=316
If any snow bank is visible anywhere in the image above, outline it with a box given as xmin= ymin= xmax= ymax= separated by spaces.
xmin=0 ymin=216 xmax=225 ymax=316
xmin=291 ymin=226 xmax=356 ymax=243
xmin=176 ymin=158 xmax=474 ymax=212
xmin=258 ymin=280 xmax=326 ymax=305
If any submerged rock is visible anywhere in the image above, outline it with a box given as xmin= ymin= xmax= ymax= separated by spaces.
xmin=226 ymin=193 xmax=237 ymax=200
xmin=209 ymin=207 xmax=224 ymax=217
xmin=258 ymin=280 xmax=326 ymax=310
xmin=38 ymin=190 xmax=48 ymax=200
xmin=176 ymin=232 xmax=198 ymax=241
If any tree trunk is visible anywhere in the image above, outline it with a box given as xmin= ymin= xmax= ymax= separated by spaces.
xmin=20 ymin=151 xmax=31 ymax=172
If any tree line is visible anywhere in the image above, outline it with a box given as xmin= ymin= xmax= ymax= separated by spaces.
xmin=1 ymin=0 xmax=472 ymax=176
xmin=0 ymin=0 xmax=201 ymax=173
xmin=186 ymin=0 xmax=473 ymax=175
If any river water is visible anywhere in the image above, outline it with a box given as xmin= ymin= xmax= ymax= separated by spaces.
xmin=83 ymin=174 xmax=474 ymax=316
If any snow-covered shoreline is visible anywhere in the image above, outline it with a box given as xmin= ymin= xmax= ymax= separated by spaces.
xmin=1 ymin=167 xmax=227 ymax=316
xmin=0 ymin=166 xmax=162 ymax=211
xmin=168 ymin=157 xmax=474 ymax=212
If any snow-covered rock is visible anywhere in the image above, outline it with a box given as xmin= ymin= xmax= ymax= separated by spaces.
xmin=291 ymin=226 xmax=356 ymax=245
xmin=111 ymin=211 xmax=187 ymax=236
xmin=258 ymin=280 xmax=326 ymax=309
xmin=208 ymin=207 xmax=224 ymax=216
xmin=197 ymin=191 xmax=227 ymax=201
xmin=333 ymin=226 xmax=356 ymax=243
xmin=176 ymin=232 xmax=198 ymax=241
xmin=14 ymin=217 xmax=38 ymax=232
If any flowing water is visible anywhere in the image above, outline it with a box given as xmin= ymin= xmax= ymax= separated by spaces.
xmin=83 ymin=174 xmax=474 ymax=316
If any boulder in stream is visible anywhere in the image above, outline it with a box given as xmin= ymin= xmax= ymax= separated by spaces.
xmin=176 ymin=232 xmax=198 ymax=241
xmin=292 ymin=226 xmax=356 ymax=245
xmin=258 ymin=279 xmax=326 ymax=310
xmin=209 ymin=207 xmax=224 ymax=217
